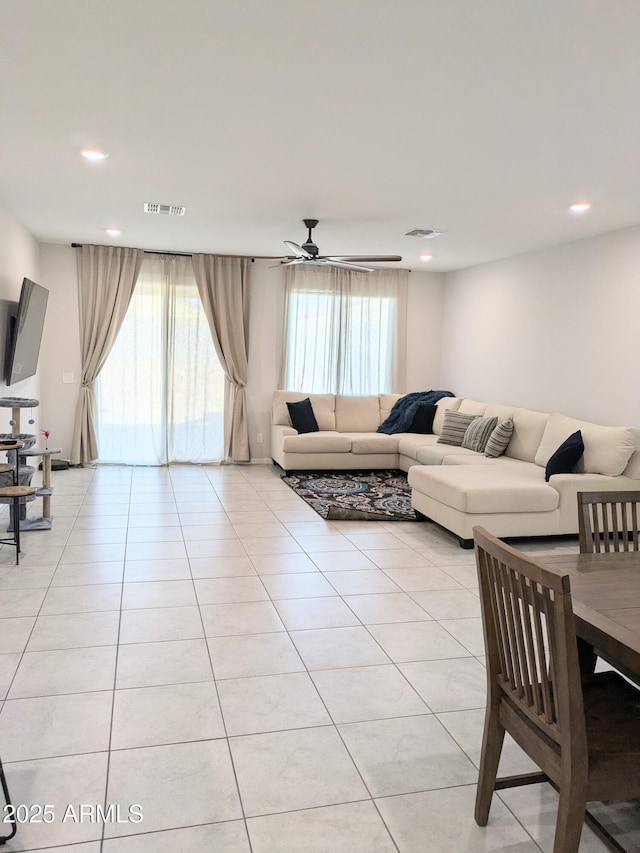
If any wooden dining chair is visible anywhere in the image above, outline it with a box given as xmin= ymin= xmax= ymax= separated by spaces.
xmin=473 ymin=526 xmax=640 ymax=853
xmin=577 ymin=489 xmax=640 ymax=554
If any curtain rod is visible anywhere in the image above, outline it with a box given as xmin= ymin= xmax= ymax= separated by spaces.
xmin=70 ymin=245 xmax=411 ymax=270
xmin=71 ymin=243 xmax=288 ymax=261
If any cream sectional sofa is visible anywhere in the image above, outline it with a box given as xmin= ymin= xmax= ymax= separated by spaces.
xmin=271 ymin=391 xmax=640 ymax=547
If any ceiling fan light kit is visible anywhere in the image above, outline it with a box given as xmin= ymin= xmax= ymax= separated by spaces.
xmin=281 ymin=219 xmax=402 ymax=273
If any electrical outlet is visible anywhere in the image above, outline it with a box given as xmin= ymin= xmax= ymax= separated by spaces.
xmin=256 ymin=433 xmax=263 ymax=444
xmin=62 ymin=373 xmax=74 ymax=384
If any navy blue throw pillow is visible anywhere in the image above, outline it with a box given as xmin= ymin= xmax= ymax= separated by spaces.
xmin=287 ymin=398 xmax=319 ymax=434
xmin=408 ymin=404 xmax=437 ymax=434
xmin=545 ymin=430 xmax=584 ymax=482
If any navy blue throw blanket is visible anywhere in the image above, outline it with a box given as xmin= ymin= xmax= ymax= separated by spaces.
xmin=377 ymin=390 xmax=455 ymax=434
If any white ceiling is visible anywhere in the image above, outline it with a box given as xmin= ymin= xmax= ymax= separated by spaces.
xmin=2 ymin=0 xmax=640 ymax=272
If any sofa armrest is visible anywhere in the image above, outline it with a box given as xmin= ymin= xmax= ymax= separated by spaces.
xmin=271 ymin=423 xmax=297 ymax=441
xmin=553 ymin=473 xmax=640 ymax=532
xmin=270 ymin=423 xmax=298 ymax=468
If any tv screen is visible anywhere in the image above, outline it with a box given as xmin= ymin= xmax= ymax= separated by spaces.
xmin=5 ymin=278 xmax=49 ymax=386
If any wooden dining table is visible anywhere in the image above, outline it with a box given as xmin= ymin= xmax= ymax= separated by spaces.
xmin=542 ymin=551 xmax=640 ymax=684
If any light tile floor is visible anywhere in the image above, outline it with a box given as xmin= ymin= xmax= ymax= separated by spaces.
xmin=0 ymin=463 xmax=637 ymax=852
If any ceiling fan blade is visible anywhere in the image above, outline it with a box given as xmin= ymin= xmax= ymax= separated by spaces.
xmin=284 ymin=241 xmax=312 ymax=259
xmin=325 ymin=260 xmax=374 ymax=273
xmin=325 ymin=255 xmax=402 ymax=263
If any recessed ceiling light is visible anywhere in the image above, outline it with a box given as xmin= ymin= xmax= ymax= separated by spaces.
xmin=420 ymin=254 xmax=433 ymax=261
xmin=569 ymin=202 xmax=591 ymax=214
xmin=105 ymin=228 xmax=121 ymax=237
xmin=80 ymin=148 xmax=109 ymax=161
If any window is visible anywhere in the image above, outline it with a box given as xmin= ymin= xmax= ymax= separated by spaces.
xmin=281 ymin=265 xmax=408 ymax=394
xmin=96 ymin=254 xmax=225 ymax=464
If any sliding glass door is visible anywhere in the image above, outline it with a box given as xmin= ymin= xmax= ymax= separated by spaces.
xmin=96 ymin=254 xmax=224 ymax=464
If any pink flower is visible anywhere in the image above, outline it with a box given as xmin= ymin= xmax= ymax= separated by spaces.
xmin=41 ymin=429 xmax=50 ymax=439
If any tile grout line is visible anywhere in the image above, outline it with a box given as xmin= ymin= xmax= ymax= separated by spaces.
xmin=99 ymin=465 xmax=133 ymax=853
xmin=181 ymin=465 xmax=255 ymax=852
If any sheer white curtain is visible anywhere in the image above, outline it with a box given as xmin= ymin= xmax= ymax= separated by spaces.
xmin=96 ymin=254 xmax=225 ymax=464
xmin=281 ymin=265 xmax=408 ymax=394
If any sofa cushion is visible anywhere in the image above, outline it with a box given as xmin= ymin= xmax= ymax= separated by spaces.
xmin=379 ymin=393 xmax=403 ymax=423
xmin=505 ymin=408 xmax=550 ymax=462
xmin=408 ymin=465 xmax=559 ymax=514
xmin=397 ymin=434 xmax=440 ymax=458
xmin=618 ymin=434 xmax=640 ymax=478
xmin=408 ymin=404 xmax=437 ymax=434
xmin=432 ymin=397 xmax=461 ymax=434
xmin=485 ymin=418 xmax=514 ymax=458
xmin=282 ymin=431 xmax=351 ymax=453
xmin=343 ymin=433 xmax=400 ymax=454
xmin=287 ymin=398 xmax=319 ymax=434
xmin=462 ymin=416 xmax=498 ymax=453
xmin=483 ymin=403 xmax=516 ymax=422
xmin=437 ymin=411 xmax=478 ymax=446
xmin=581 ymin=424 xmax=634 ymax=475
xmin=415 ymin=444 xmax=481 ymax=465
xmin=534 ymin=413 xmax=636 ymax=477
xmin=335 ymin=396 xmax=381 ymax=432
xmin=273 ymin=391 xmax=336 ymax=431
xmin=545 ymin=430 xmax=584 ymax=481
xmin=458 ymin=399 xmax=488 ymax=416
xmin=442 ymin=454 xmax=530 ymax=467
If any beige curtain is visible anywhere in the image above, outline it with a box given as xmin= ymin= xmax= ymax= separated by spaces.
xmin=191 ymin=255 xmax=251 ymax=462
xmin=71 ymin=244 xmax=143 ymax=464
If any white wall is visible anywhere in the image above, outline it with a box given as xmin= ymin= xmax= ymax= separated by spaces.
xmin=0 ymin=205 xmax=42 ymax=435
xmin=38 ymin=243 xmax=81 ymax=459
xmin=405 ymin=270 xmax=445 ymax=392
xmin=440 ymin=225 xmax=640 ymax=426
xmin=246 ymin=260 xmax=282 ymax=461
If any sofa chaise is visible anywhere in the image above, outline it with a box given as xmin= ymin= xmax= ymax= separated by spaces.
xmin=271 ymin=390 xmax=640 ymax=546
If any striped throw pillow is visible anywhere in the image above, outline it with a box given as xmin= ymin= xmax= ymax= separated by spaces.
xmin=462 ymin=416 xmax=498 ymax=453
xmin=437 ymin=410 xmax=479 ymax=446
xmin=484 ymin=418 xmax=514 ymax=458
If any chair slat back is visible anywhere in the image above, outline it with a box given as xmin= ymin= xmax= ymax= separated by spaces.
xmin=473 ymin=527 xmax=585 ymax=747
xmin=578 ymin=490 xmax=640 ymax=553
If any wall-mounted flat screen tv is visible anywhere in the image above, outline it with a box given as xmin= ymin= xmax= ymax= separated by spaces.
xmin=5 ymin=278 xmax=49 ymax=386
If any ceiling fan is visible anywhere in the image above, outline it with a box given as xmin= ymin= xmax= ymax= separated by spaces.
xmin=281 ymin=219 xmax=402 ymax=273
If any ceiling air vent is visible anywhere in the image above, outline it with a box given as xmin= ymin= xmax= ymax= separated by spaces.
xmin=404 ymin=228 xmax=444 ymax=239
xmin=144 ymin=203 xmax=186 ymax=216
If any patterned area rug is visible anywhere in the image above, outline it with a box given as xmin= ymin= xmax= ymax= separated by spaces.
xmin=281 ymin=470 xmax=418 ymax=521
